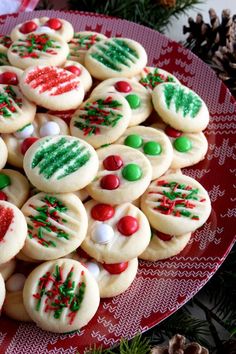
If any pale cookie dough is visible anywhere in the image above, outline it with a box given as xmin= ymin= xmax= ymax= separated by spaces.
xmin=152 ymin=82 xmax=210 ymax=133
xmin=135 ymin=66 xmax=180 ymax=93
xmin=139 ymin=230 xmax=191 ymax=261
xmin=16 ymin=250 xmax=40 ymax=263
xmin=0 ymin=169 xmax=30 ymax=207
xmin=152 ymin=122 xmax=208 ymax=169
xmin=21 ymin=192 xmax=88 ymax=260
xmin=23 ymin=135 xmax=99 ymax=193
xmin=70 ymin=93 xmax=131 ymax=148
xmin=0 ymin=273 xmax=6 ymax=310
xmin=141 ymin=174 xmax=211 ymax=236
xmin=4 ymin=273 xmax=31 ymax=321
xmin=81 ymin=199 xmax=151 ymax=263
xmin=0 ymin=258 xmax=16 ymax=280
xmin=2 ymin=113 xmax=69 ymax=168
xmin=0 ymin=35 xmax=12 ymax=66
xmin=0 ymin=85 xmax=36 ymax=134
xmin=86 ymin=144 xmax=152 ymax=204
xmin=20 ymin=65 xmax=84 ymax=111
xmin=23 ymin=258 xmax=100 ymax=333
xmin=0 ymin=137 xmax=7 ymax=169
xmin=10 ymin=17 xmax=74 ymax=42
xmin=84 ymin=37 xmax=147 ymax=80
xmin=0 ymin=201 xmax=27 ymax=264
xmin=68 ymin=31 xmax=107 ymax=65
xmin=116 ymin=126 xmax=173 ymax=179
xmin=63 ymin=60 xmax=92 ymax=93
xmin=91 ymin=78 xmax=152 ymax=126
xmin=8 ymin=34 xmax=69 ymax=70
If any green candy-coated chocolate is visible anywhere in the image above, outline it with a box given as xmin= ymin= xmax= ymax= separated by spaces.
xmin=124 ymin=134 xmax=143 ymax=148
xmin=143 ymin=141 xmax=162 ymax=155
xmin=125 ymin=94 xmax=141 ymax=109
xmin=173 ymin=136 xmax=192 ymax=152
xmin=0 ymin=173 xmax=11 ymax=190
xmin=122 ymin=163 xmax=142 ymax=181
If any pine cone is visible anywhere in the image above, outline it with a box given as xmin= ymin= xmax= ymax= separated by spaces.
xmin=158 ymin=0 xmax=176 ymax=8
xmin=151 ymin=334 xmax=209 ymax=354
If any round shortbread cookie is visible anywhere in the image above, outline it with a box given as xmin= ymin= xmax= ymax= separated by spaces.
xmin=8 ymin=34 xmax=69 ymax=70
xmin=84 ymin=37 xmax=147 ymax=80
xmin=91 ymin=78 xmax=152 ymax=126
xmin=0 ymin=258 xmax=16 ymax=280
xmin=0 ymin=201 xmax=27 ymax=264
xmin=0 ymin=137 xmax=7 ymax=169
xmin=16 ymin=250 xmax=41 ymax=263
xmin=20 ymin=65 xmax=84 ymax=111
xmin=70 ymin=93 xmax=132 ymax=148
xmin=135 ymin=66 xmax=180 ymax=93
xmin=139 ymin=230 xmax=191 ymax=261
xmin=81 ymin=199 xmax=151 ymax=263
xmin=152 ymin=122 xmax=208 ymax=169
xmin=21 ymin=192 xmax=88 ymax=260
xmin=10 ymin=17 xmax=74 ymax=42
xmin=152 ymin=82 xmax=210 ymax=133
xmin=86 ymin=144 xmax=152 ymax=204
xmin=0 ymin=85 xmax=36 ymax=134
xmin=63 ymin=60 xmax=92 ymax=93
xmin=68 ymin=31 xmax=107 ymax=65
xmin=23 ymin=258 xmax=100 ymax=333
xmin=0 ymin=35 xmax=12 ymax=65
xmin=0 ymin=273 xmax=6 ymax=310
xmin=116 ymin=126 xmax=173 ymax=179
xmin=0 ymin=169 xmax=30 ymax=207
xmin=23 ymin=135 xmax=99 ymax=193
xmin=141 ymin=174 xmax=211 ymax=236
xmin=2 ymin=113 xmax=69 ymax=168
xmin=72 ymin=251 xmax=138 ymax=298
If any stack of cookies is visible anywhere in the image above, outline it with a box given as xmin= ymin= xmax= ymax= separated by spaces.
xmin=0 ymin=17 xmax=211 ymax=334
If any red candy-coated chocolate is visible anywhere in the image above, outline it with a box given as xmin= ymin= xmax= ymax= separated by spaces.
xmin=91 ymin=203 xmax=115 ymax=221
xmin=0 ymin=205 xmax=14 ymax=241
xmin=0 ymin=191 xmax=8 ymax=201
xmin=0 ymin=72 xmax=18 ymax=85
xmin=165 ymin=125 xmax=182 ymax=138
xmin=103 ymin=155 xmax=123 ymax=171
xmin=114 ymin=81 xmax=132 ymax=93
xmin=156 ymin=232 xmax=173 ymax=241
xmin=117 ymin=216 xmax=139 ymax=236
xmin=103 ymin=262 xmax=129 ymax=274
xmin=45 ymin=18 xmax=62 ymax=30
xmin=100 ymin=175 xmax=120 ymax=190
xmin=64 ymin=65 xmax=81 ymax=76
xmin=19 ymin=21 xmax=38 ymax=34
xmin=21 ymin=137 xmax=39 ymax=155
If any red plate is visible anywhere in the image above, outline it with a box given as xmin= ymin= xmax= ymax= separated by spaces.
xmin=0 ymin=10 xmax=236 ymax=354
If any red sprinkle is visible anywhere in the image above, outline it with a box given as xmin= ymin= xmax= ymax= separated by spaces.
xmin=117 ymin=215 xmax=139 ymax=236
xmin=0 ymin=191 xmax=8 ymax=201
xmin=114 ymin=81 xmax=132 ymax=93
xmin=91 ymin=203 xmax=115 ymax=221
xmin=19 ymin=21 xmax=38 ymax=34
xmin=0 ymin=72 xmax=18 ymax=85
xmin=103 ymin=262 xmax=128 ymax=274
xmin=103 ymin=155 xmax=123 ymax=171
xmin=45 ymin=18 xmax=62 ymax=30
xmin=0 ymin=205 xmax=14 ymax=241
xmin=21 ymin=137 xmax=39 ymax=155
xmin=64 ymin=65 xmax=81 ymax=76
xmin=165 ymin=126 xmax=182 ymax=138
xmin=100 ymin=174 xmax=120 ymax=190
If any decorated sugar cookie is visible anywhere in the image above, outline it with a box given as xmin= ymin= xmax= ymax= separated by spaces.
xmin=70 ymin=93 xmax=132 ymax=148
xmin=116 ymin=126 xmax=173 ymax=179
xmin=135 ymin=66 xmax=180 ymax=93
xmin=84 ymin=37 xmax=147 ymax=80
xmin=63 ymin=60 xmax=92 ymax=93
xmin=152 ymin=82 xmax=210 ymax=133
xmin=2 ymin=112 xmax=69 ymax=168
xmin=0 ymin=258 xmax=16 ymax=280
xmin=0 ymin=201 xmax=27 ymax=264
xmin=0 ymin=85 xmax=36 ymax=133
xmin=0 ymin=137 xmax=7 ymax=169
xmin=73 ymin=250 xmax=138 ymax=298
xmin=91 ymin=78 xmax=152 ymax=126
xmin=152 ymin=121 xmax=208 ymax=169
xmin=8 ymin=34 xmax=69 ymax=70
xmin=86 ymin=144 xmax=152 ymax=204
xmin=0 ymin=273 xmax=5 ymax=310
xmin=0 ymin=35 xmax=12 ymax=66
xmin=141 ymin=174 xmax=211 ymax=236
xmin=10 ymin=17 xmax=74 ymax=42
xmin=21 ymin=192 xmax=88 ymax=260
xmin=139 ymin=230 xmax=191 ymax=261
xmin=68 ymin=31 xmax=107 ymax=65
xmin=19 ymin=65 xmax=84 ymax=110
xmin=81 ymin=199 xmax=151 ymax=263
xmin=23 ymin=135 xmax=99 ymax=193
xmin=23 ymin=258 xmax=100 ymax=333
xmin=0 ymin=169 xmax=30 ymax=207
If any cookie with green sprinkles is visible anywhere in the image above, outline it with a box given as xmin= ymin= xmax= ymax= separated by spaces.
xmin=22 ymin=258 xmax=100 ymax=333
xmin=84 ymin=37 xmax=147 ymax=80
xmin=152 ymin=82 xmax=210 ymax=133
xmin=141 ymin=174 xmax=211 ymax=236
xmin=23 ymin=135 xmax=99 ymax=193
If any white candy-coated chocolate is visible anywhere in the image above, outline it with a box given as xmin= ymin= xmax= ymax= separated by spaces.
xmin=85 ymin=261 xmax=100 ymax=279
xmin=6 ymin=273 xmax=26 ymax=292
xmin=14 ymin=123 xmax=34 ymax=139
xmin=91 ymin=222 xmax=114 ymax=244
xmin=34 ymin=26 xmax=53 ymax=34
xmin=39 ymin=121 xmax=60 ymax=137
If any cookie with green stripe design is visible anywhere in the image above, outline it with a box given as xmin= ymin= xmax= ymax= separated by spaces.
xmin=84 ymin=37 xmax=147 ymax=80
xmin=152 ymin=82 xmax=209 ymax=133
xmin=23 ymin=135 xmax=99 ymax=193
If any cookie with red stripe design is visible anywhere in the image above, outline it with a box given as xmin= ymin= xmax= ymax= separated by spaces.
xmin=0 ymin=201 xmax=27 ymax=265
xmin=63 ymin=60 xmax=92 ymax=93
xmin=20 ymin=66 xmax=85 ymax=110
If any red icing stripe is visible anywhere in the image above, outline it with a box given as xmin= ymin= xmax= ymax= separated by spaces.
xmin=0 ymin=205 xmax=14 ymax=241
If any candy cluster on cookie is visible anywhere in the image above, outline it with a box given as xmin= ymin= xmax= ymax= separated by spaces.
xmin=0 ymin=17 xmax=211 ymax=334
